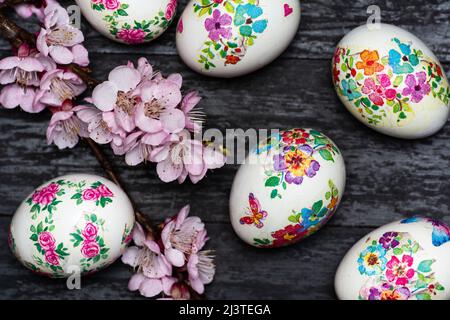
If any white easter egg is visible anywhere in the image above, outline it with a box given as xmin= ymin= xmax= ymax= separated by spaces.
xmin=176 ymin=0 xmax=301 ymax=77
xmin=333 ymin=24 xmax=450 ymax=139
xmin=9 ymin=174 xmax=135 ymax=278
xmin=75 ymin=0 xmax=177 ymax=44
xmin=229 ymin=129 xmax=346 ymax=248
xmin=335 ymin=217 xmax=450 ymax=300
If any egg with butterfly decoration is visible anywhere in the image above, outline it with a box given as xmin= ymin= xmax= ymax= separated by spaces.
xmin=335 ymin=217 xmax=450 ymax=300
xmin=229 ymin=128 xmax=346 ymax=248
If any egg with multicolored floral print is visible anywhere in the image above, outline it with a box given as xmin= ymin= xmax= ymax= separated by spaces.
xmin=176 ymin=0 xmax=301 ymax=78
xmin=9 ymin=174 xmax=135 ymax=278
xmin=229 ymin=128 xmax=346 ymax=248
xmin=76 ymin=0 xmax=177 ymax=44
xmin=333 ymin=24 xmax=450 ymax=139
xmin=335 ymin=217 xmax=450 ymax=300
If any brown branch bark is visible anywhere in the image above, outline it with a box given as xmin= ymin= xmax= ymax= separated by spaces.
xmin=84 ymin=138 xmax=155 ymax=238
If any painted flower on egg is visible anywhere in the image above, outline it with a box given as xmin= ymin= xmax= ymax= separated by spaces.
xmin=192 ymin=0 xmax=269 ymax=70
xmin=259 ymin=129 xmax=340 ymax=199
xmin=333 ymin=37 xmax=450 ymax=126
xmin=357 ymin=231 xmax=445 ymax=300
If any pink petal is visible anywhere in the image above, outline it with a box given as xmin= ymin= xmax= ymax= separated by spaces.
xmin=71 ymin=44 xmax=89 ymax=67
xmin=108 ymin=66 xmax=141 ymax=92
xmin=125 ymin=143 xmax=144 ymax=166
xmin=161 ymin=109 xmax=185 ymax=133
xmin=0 ymin=56 xmax=20 ymax=70
xmin=49 ymin=45 xmax=74 ymax=65
xmin=162 ymin=276 xmax=177 ymax=296
xmin=115 ymin=108 xmax=136 ymax=133
xmin=149 ymin=144 xmax=170 ymax=162
xmin=128 ymin=273 xmax=146 ymax=291
xmin=132 ymin=222 xmax=146 ymax=246
xmin=36 ymin=29 xmax=49 ymax=56
xmin=189 ymin=276 xmax=204 ymax=295
xmin=92 ymin=81 xmax=118 ymax=111
xmin=204 ymin=146 xmax=226 ymax=169
xmin=141 ymin=131 xmax=169 ymax=146
xmin=157 ymin=157 xmax=183 ymax=182
xmin=165 ymin=248 xmax=185 ymax=267
xmin=121 ymin=246 xmax=140 ymax=267
xmin=167 ymin=73 xmax=182 ymax=89
xmin=181 ymin=91 xmax=201 ymax=113
xmin=139 ymin=278 xmax=163 ymax=298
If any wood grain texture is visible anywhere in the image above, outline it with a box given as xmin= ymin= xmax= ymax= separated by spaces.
xmin=0 ymin=0 xmax=449 ymax=300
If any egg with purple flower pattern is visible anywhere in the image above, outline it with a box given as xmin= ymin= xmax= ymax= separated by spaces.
xmin=9 ymin=174 xmax=135 ymax=278
xmin=229 ymin=129 xmax=346 ymax=248
xmin=335 ymin=218 xmax=450 ymax=300
xmin=333 ymin=24 xmax=450 ymax=139
xmin=176 ymin=0 xmax=301 ymax=78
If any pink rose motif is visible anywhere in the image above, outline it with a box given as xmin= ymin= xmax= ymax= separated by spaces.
xmin=103 ymin=0 xmax=120 ymax=10
xmin=38 ymin=231 xmax=56 ymax=251
xmin=97 ymin=184 xmax=113 ymax=197
xmin=45 ymin=250 xmax=60 ymax=266
xmin=91 ymin=0 xmax=103 ymax=4
xmin=82 ymin=223 xmax=98 ymax=242
xmin=165 ymin=1 xmax=177 ymax=20
xmin=32 ymin=183 xmax=59 ymax=205
xmin=117 ymin=28 xmax=146 ymax=44
xmin=81 ymin=241 xmax=100 ymax=258
xmin=82 ymin=188 xmax=100 ymax=201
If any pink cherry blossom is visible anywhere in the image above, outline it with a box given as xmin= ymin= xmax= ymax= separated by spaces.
xmin=187 ymin=250 xmax=215 ymax=294
xmin=0 ymin=84 xmax=44 ymax=113
xmin=92 ymin=65 xmax=142 ymax=132
xmin=122 ymin=223 xmax=174 ymax=298
xmin=135 ymin=80 xmax=184 ymax=136
xmin=46 ymin=101 xmax=89 ymax=149
xmin=37 ymin=3 xmax=89 ymax=66
xmin=160 ymin=205 xmax=206 ymax=267
xmin=36 ymin=69 xmax=87 ymax=107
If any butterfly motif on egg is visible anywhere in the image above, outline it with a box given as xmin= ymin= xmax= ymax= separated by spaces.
xmin=401 ymin=216 xmax=450 ymax=247
xmin=240 ymin=193 xmax=268 ymax=229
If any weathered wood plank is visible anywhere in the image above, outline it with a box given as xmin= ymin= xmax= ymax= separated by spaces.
xmin=1 ymin=1 xmax=450 ymax=63
xmin=0 ymin=216 xmax=372 ymax=300
xmin=0 ymin=56 xmax=449 ymax=229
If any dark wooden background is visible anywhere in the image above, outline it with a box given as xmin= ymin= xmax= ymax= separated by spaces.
xmin=0 ymin=0 xmax=449 ymax=300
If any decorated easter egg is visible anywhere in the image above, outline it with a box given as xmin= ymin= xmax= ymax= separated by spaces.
xmin=176 ymin=0 xmax=301 ymax=78
xmin=9 ymin=174 xmax=135 ymax=278
xmin=333 ymin=24 xmax=450 ymax=139
xmin=335 ymin=217 xmax=450 ymax=300
xmin=229 ymin=128 xmax=346 ymax=248
xmin=75 ymin=0 xmax=177 ymax=44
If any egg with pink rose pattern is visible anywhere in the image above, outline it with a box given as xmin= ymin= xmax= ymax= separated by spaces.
xmin=335 ymin=218 xmax=450 ymax=300
xmin=176 ymin=0 xmax=301 ymax=78
xmin=229 ymin=128 xmax=346 ymax=248
xmin=9 ymin=174 xmax=135 ymax=278
xmin=75 ymin=0 xmax=177 ymax=44
xmin=333 ymin=24 xmax=450 ymax=139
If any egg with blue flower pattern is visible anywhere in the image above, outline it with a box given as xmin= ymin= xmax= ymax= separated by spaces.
xmin=176 ymin=0 xmax=301 ymax=78
xmin=333 ymin=24 xmax=450 ymax=139
xmin=229 ymin=129 xmax=346 ymax=248
xmin=335 ymin=218 xmax=450 ymax=300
